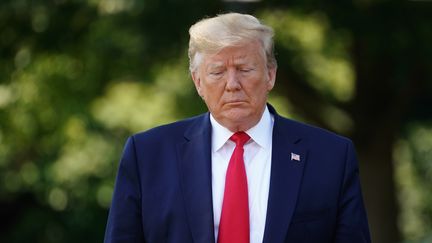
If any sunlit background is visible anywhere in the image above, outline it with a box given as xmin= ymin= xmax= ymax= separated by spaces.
xmin=1 ymin=0 xmax=431 ymax=242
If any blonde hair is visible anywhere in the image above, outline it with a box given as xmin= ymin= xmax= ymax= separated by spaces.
xmin=188 ymin=13 xmax=277 ymax=72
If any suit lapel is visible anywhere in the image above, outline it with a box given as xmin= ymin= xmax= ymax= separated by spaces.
xmin=177 ymin=114 xmax=215 ymax=243
xmin=176 ymin=106 xmax=307 ymax=243
xmin=262 ymin=107 xmax=308 ymax=243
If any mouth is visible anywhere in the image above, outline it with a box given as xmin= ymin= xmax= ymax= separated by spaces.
xmin=225 ymin=100 xmax=246 ymax=106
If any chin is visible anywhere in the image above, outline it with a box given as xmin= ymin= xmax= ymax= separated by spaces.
xmin=213 ymin=105 xmax=263 ymax=130
xmin=224 ymin=110 xmax=255 ymax=124
xmin=224 ymin=107 xmax=250 ymax=117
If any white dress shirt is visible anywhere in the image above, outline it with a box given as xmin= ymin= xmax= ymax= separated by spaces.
xmin=211 ymin=106 xmax=274 ymax=243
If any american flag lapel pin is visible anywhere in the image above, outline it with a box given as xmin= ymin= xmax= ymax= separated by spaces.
xmin=291 ymin=152 xmax=301 ymax=162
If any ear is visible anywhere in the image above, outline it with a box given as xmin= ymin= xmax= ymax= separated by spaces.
xmin=266 ymin=66 xmax=277 ymax=91
xmin=191 ymin=71 xmax=203 ymax=97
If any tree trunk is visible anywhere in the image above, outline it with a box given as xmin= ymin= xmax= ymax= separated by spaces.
xmin=356 ymin=124 xmax=400 ymax=243
xmin=352 ymin=36 xmax=401 ymax=242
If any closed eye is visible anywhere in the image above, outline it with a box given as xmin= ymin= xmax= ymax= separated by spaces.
xmin=210 ymin=71 xmax=223 ymax=75
xmin=240 ymin=68 xmax=253 ymax=73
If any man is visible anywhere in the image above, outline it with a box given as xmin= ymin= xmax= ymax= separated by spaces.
xmin=104 ymin=13 xmax=371 ymax=243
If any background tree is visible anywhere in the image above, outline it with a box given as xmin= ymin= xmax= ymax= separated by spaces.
xmin=259 ymin=1 xmax=432 ymax=242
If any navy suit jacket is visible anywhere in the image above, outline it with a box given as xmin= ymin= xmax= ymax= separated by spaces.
xmin=104 ymin=105 xmax=371 ymax=243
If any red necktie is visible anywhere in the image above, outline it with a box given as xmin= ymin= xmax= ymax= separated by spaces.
xmin=218 ymin=132 xmax=250 ymax=243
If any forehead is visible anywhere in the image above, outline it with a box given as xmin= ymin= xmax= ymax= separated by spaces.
xmin=202 ymin=41 xmax=265 ymax=67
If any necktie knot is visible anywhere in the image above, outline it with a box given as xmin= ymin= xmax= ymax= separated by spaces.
xmin=230 ymin=132 xmax=250 ymax=147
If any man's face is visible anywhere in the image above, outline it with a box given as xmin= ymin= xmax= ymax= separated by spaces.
xmin=192 ymin=41 xmax=276 ymax=132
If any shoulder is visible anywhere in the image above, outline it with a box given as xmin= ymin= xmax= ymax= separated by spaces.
xmin=275 ymin=114 xmax=353 ymax=149
xmin=269 ymin=103 xmax=351 ymax=145
xmin=274 ymin=113 xmax=358 ymax=172
xmin=130 ymin=113 xmax=208 ymax=144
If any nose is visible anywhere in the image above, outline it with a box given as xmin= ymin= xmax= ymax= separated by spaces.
xmin=225 ymin=69 xmax=241 ymax=91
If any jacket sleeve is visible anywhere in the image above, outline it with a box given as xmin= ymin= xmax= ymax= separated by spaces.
xmin=334 ymin=140 xmax=371 ymax=243
xmin=104 ymin=136 xmax=145 ymax=243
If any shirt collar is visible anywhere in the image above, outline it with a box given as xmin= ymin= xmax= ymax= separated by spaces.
xmin=210 ymin=106 xmax=274 ymax=152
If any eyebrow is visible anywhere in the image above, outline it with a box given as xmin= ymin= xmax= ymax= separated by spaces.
xmin=207 ymin=63 xmax=224 ymax=70
xmin=206 ymin=58 xmax=256 ymax=69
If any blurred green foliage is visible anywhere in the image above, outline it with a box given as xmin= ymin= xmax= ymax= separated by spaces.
xmin=0 ymin=0 xmax=431 ymax=243
xmin=0 ymin=0 xmax=215 ymax=242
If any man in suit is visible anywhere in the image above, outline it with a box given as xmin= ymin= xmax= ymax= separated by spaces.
xmin=104 ymin=13 xmax=371 ymax=243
